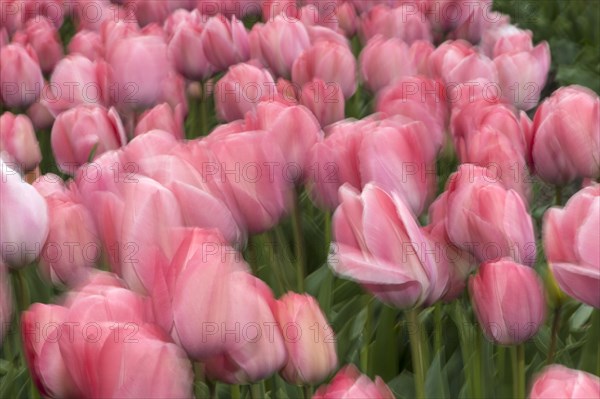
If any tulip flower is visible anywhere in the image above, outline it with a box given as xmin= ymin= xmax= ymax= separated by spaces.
xmin=67 ymin=30 xmax=105 ymax=61
xmin=0 ymin=43 xmax=44 ymax=108
xmin=202 ymin=14 xmax=250 ymax=71
xmin=532 ymin=85 xmax=600 ymax=185
xmin=292 ymin=40 xmax=357 ymax=99
xmin=481 ymin=25 xmax=536 ymax=59
xmin=0 ymin=160 xmax=49 ymax=268
xmin=134 ymin=103 xmax=185 ymax=139
xmin=470 ymin=258 xmax=546 ymax=345
xmin=0 ymin=112 xmax=42 ymax=173
xmin=543 ymin=185 xmax=600 ymax=308
xmin=359 ymin=4 xmax=432 ymax=45
xmin=214 ymin=63 xmax=276 ymax=122
xmin=11 ymin=17 xmax=63 ymax=74
xmin=530 ymin=365 xmax=600 ymax=399
xmin=273 ymin=292 xmax=337 ymax=385
xmin=50 ymin=105 xmax=127 ymax=174
xmin=299 ymin=78 xmax=346 ymax=127
xmin=330 ymin=183 xmax=450 ymax=309
xmin=313 ymin=364 xmax=394 ymax=399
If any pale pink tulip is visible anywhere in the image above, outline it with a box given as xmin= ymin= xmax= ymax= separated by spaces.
xmin=530 ymin=365 xmax=600 ymax=399
xmin=11 ymin=16 xmax=63 ymax=73
xmin=0 ymin=112 xmax=41 ymax=172
xmin=0 ymin=43 xmax=44 ymax=107
xmin=300 ymin=78 xmax=345 ymax=127
xmin=313 ymin=364 xmax=394 ymax=399
xmin=68 ymin=30 xmax=104 ymax=60
xmin=359 ymin=4 xmax=432 ymax=44
xmin=202 ymin=14 xmax=250 ymax=71
xmin=134 ymin=103 xmax=185 ymax=139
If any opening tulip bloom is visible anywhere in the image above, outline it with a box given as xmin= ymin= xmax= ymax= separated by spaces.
xmin=313 ymin=364 xmax=394 ymax=399
xmin=529 ymin=365 xmax=600 ymax=399
xmin=543 ymin=185 xmax=600 ymax=308
xmin=469 ymin=258 xmax=546 ymax=345
xmin=330 ymin=183 xmax=450 ymax=309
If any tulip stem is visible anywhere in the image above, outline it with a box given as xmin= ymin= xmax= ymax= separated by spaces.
xmin=546 ymin=304 xmax=562 ymax=364
xmin=324 ymin=211 xmax=331 ymax=253
xmin=407 ymin=308 xmax=426 ymax=399
xmin=555 ymin=185 xmax=563 ymax=205
xmin=361 ymin=297 xmax=373 ymax=374
xmin=230 ymin=385 xmax=240 ymax=399
xmin=434 ymin=303 xmax=443 ymax=355
xmin=302 ymin=384 xmax=313 ymax=399
xmin=291 ymin=192 xmax=306 ymax=292
xmin=249 ymin=383 xmax=263 ymax=399
xmin=200 ymin=81 xmax=209 ymax=136
xmin=10 ymin=267 xmax=29 ymax=312
xmin=512 ymin=344 xmax=526 ymax=399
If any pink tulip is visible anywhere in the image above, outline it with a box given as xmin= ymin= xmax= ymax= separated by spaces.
xmin=273 ymin=292 xmax=337 ymax=385
xmin=494 ymin=41 xmax=550 ymax=110
xmin=11 ymin=16 xmax=63 ymax=74
xmin=261 ymin=0 xmax=298 ymax=21
xmin=481 ymin=25 xmax=535 ymax=58
xmin=359 ymin=4 xmax=432 ymax=44
xmin=428 ymin=39 xmax=475 ymax=81
xmin=214 ymin=63 xmax=276 ymax=121
xmin=532 ymin=85 xmax=600 ymax=185
xmin=202 ymin=14 xmax=250 ymax=71
xmin=543 ymin=185 xmax=600 ymax=308
xmin=203 ymin=273 xmax=287 ymax=384
xmin=440 ymin=164 xmax=537 ymax=265
xmin=51 ymin=105 xmax=127 ymax=174
xmin=442 ymin=53 xmax=498 ymax=88
xmin=47 ymin=54 xmax=110 ymax=116
xmin=292 ymin=40 xmax=357 ymax=99
xmin=34 ymin=175 xmax=100 ymax=286
xmin=425 ymin=0 xmax=493 ymax=33
xmin=123 ymin=0 xmax=171 ymax=26
xmin=167 ymin=9 xmax=214 ymax=81
xmin=0 ymin=159 xmax=49 ymax=268
xmin=107 ymin=34 xmax=171 ymax=110
xmin=134 ymin=103 xmax=185 ymax=139
xmin=0 ymin=112 xmax=41 ymax=172
xmin=68 ymin=30 xmax=105 ymax=60
xmin=0 ymin=263 xmax=11 ymax=345
xmin=209 ymin=129 xmax=292 ymax=233
xmin=0 ymin=43 xmax=44 ymax=108
xmin=313 ymin=364 xmax=395 ymax=399
xmin=249 ymin=15 xmax=311 ymax=78
xmin=530 ymin=365 xmax=600 ymax=399
xmin=26 ymin=98 xmax=55 ymax=130
xmin=470 ymin=258 xmax=546 ymax=345
xmin=330 ymin=183 xmax=450 ymax=309
xmin=306 ymin=25 xmax=350 ymax=48
xmin=376 ymin=76 xmax=448 ymax=154
xmin=359 ymin=35 xmax=418 ymax=93
xmin=300 ymin=78 xmax=345 ymax=127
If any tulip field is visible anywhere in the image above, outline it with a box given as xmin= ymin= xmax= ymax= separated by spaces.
xmin=1 ymin=0 xmax=599 ymax=398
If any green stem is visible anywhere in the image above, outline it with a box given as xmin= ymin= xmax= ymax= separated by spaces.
xmin=555 ymin=185 xmax=563 ymax=206
xmin=200 ymin=81 xmax=209 ymax=136
xmin=473 ymin=330 xmax=483 ymax=398
xmin=249 ymin=383 xmax=263 ymax=399
xmin=10 ymin=268 xmax=30 ymax=312
xmin=546 ymin=304 xmax=562 ymax=365
xmin=407 ymin=308 xmax=426 ymax=399
xmin=230 ymin=385 xmax=240 ymax=399
xmin=434 ymin=303 xmax=443 ymax=355
xmin=361 ymin=297 xmax=373 ymax=374
xmin=512 ymin=344 xmax=526 ymax=399
xmin=302 ymin=384 xmax=313 ymax=399
xmin=291 ymin=192 xmax=306 ymax=292
xmin=324 ymin=211 xmax=331 ymax=252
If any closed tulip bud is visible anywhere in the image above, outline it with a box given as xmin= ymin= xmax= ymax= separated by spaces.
xmin=306 ymin=25 xmax=350 ymax=48
xmin=0 ymin=160 xmax=49 ymax=268
xmin=530 ymin=365 xmax=600 ymax=399
xmin=481 ymin=25 xmax=535 ymax=58
xmin=532 ymin=85 xmax=600 ymax=185
xmin=250 ymin=16 xmax=310 ymax=78
xmin=292 ymin=40 xmax=357 ymax=99
xmin=134 ymin=103 xmax=185 ymax=139
xmin=26 ymin=98 xmax=55 ymax=130
xmin=443 ymin=164 xmax=536 ymax=266
xmin=330 ymin=184 xmax=450 ymax=309
xmin=359 ymin=4 xmax=432 ymax=45
xmin=300 ymin=79 xmax=345 ymax=127
xmin=202 ymin=14 xmax=250 ymax=71
xmin=337 ymin=1 xmax=359 ymax=37
xmin=68 ymin=30 xmax=105 ymax=61
xmin=11 ymin=17 xmax=63 ymax=74
xmin=0 ymin=112 xmax=41 ymax=172
xmin=215 ymin=63 xmax=276 ymax=122
xmin=0 ymin=44 xmax=44 ymax=108
xmin=494 ymin=41 xmax=550 ymax=110
xmin=0 ymin=263 xmax=11 ymax=345
xmin=313 ymin=365 xmax=395 ymax=399
xmin=34 ymin=176 xmax=100 ymax=287
xmin=359 ymin=35 xmax=417 ymax=93
xmin=470 ymin=258 xmax=546 ymax=345
xmin=51 ymin=105 xmax=127 ymax=174
xmin=543 ymin=185 xmax=600 ymax=308
xmin=273 ymin=292 xmax=337 ymax=385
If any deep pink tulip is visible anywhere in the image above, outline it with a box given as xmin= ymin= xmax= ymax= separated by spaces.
xmin=202 ymin=14 xmax=250 ymax=71
xmin=532 ymin=85 xmax=600 ymax=185
xmin=34 ymin=175 xmax=100 ymax=286
xmin=0 ymin=159 xmax=49 ymax=268
xmin=300 ymin=78 xmax=345 ymax=127
xmin=543 ymin=185 xmax=600 ymax=308
xmin=530 ymin=365 xmax=600 ymax=399
xmin=313 ymin=364 xmax=395 ymax=399
xmin=167 ymin=9 xmax=214 ymax=81
xmin=47 ymin=54 xmax=110 ymax=116
xmin=470 ymin=258 xmax=546 ymax=345
xmin=51 ymin=105 xmax=127 ymax=174
xmin=292 ymin=40 xmax=357 ymax=99
xmin=330 ymin=183 xmax=450 ymax=309
xmin=273 ymin=292 xmax=337 ymax=385
xmin=134 ymin=103 xmax=185 ymax=139
xmin=11 ymin=16 xmax=63 ymax=74
xmin=0 ymin=263 xmax=11 ymax=345
xmin=0 ymin=112 xmax=41 ymax=172
xmin=68 ymin=30 xmax=104 ymax=61
xmin=214 ymin=63 xmax=276 ymax=122
xmin=359 ymin=35 xmax=417 ymax=93
xmin=359 ymin=4 xmax=432 ymax=45
xmin=26 ymin=96 xmax=55 ymax=130
xmin=494 ymin=41 xmax=550 ymax=110
xmin=0 ymin=43 xmax=44 ymax=108
xmin=249 ymin=15 xmax=311 ymax=78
